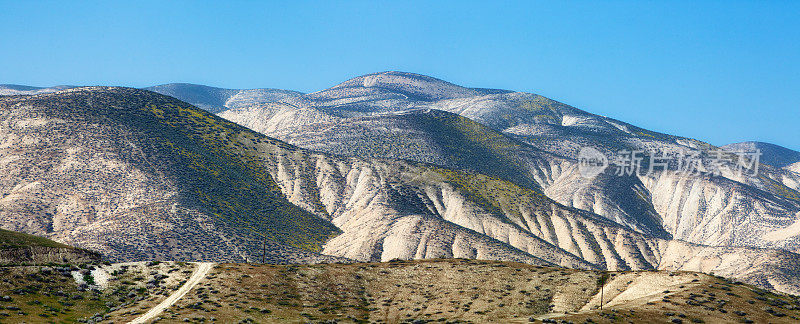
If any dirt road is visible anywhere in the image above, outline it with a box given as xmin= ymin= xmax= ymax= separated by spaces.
xmin=128 ymin=262 xmax=215 ymax=324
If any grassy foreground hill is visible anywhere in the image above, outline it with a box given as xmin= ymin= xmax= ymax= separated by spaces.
xmin=1 ymin=259 xmax=797 ymax=323
xmin=151 ymin=260 xmax=800 ymax=324
xmin=0 ymin=261 xmax=197 ymax=323
xmin=0 ymin=228 xmax=72 ymax=250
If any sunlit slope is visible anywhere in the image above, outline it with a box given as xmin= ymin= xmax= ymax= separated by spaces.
xmin=215 ymin=71 xmax=800 ymax=255
xmin=270 ymin=109 xmax=547 ymax=191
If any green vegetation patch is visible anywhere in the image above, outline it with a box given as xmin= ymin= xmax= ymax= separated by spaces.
xmin=422 ymin=164 xmax=548 ymax=227
xmin=0 ymin=267 xmax=108 ymax=323
xmin=0 ymin=229 xmax=70 ymax=250
xmin=408 ymin=111 xmax=542 ymax=191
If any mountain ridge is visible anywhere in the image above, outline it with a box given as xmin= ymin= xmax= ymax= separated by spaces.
xmin=3 ymin=77 xmax=800 ymax=295
xmin=145 ymin=83 xmax=303 ymax=113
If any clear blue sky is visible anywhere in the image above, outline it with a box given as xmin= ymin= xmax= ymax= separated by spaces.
xmin=2 ymin=1 xmax=798 ymax=150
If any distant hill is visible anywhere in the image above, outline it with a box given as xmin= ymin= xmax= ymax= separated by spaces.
xmin=145 ymin=83 xmax=303 ymax=113
xmin=723 ymin=141 xmax=800 ymax=168
xmin=0 ymin=228 xmax=99 ymax=264
xmin=0 ymin=84 xmax=75 ymax=96
xmin=2 ymin=83 xmax=303 ymax=114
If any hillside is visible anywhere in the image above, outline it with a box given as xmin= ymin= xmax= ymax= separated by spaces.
xmin=0 ymin=228 xmax=100 ymax=265
xmin=0 ymin=87 xmax=341 ymax=263
xmin=246 ymin=108 xmax=675 ymax=240
xmin=788 ymin=162 xmax=800 ymax=174
xmin=268 ymin=109 xmax=547 ymax=191
xmin=0 ymin=261 xmax=198 ymax=322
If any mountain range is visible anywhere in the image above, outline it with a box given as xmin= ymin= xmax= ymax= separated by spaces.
xmin=2 ymin=72 xmax=800 ymax=295
xmin=161 ymin=72 xmax=800 ymax=252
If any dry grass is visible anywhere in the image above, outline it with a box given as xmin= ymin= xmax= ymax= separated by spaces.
xmin=155 ymin=260 xmax=800 ymax=323
xmin=553 ymin=273 xmax=800 ymax=323
xmin=159 ymin=259 xmax=596 ymax=323
xmin=2 ymin=259 xmax=798 ymax=323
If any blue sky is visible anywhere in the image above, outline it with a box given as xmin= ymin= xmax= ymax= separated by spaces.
xmin=1 ymin=1 xmax=798 ymax=150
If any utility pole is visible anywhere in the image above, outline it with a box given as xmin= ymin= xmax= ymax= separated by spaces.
xmin=599 ymin=273 xmax=607 ymax=311
xmin=600 ymin=283 xmax=603 ymax=311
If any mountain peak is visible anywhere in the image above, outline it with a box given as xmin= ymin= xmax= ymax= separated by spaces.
xmin=352 ymin=71 xmax=455 ymax=84
xmin=324 ymin=71 xmax=506 ymax=101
